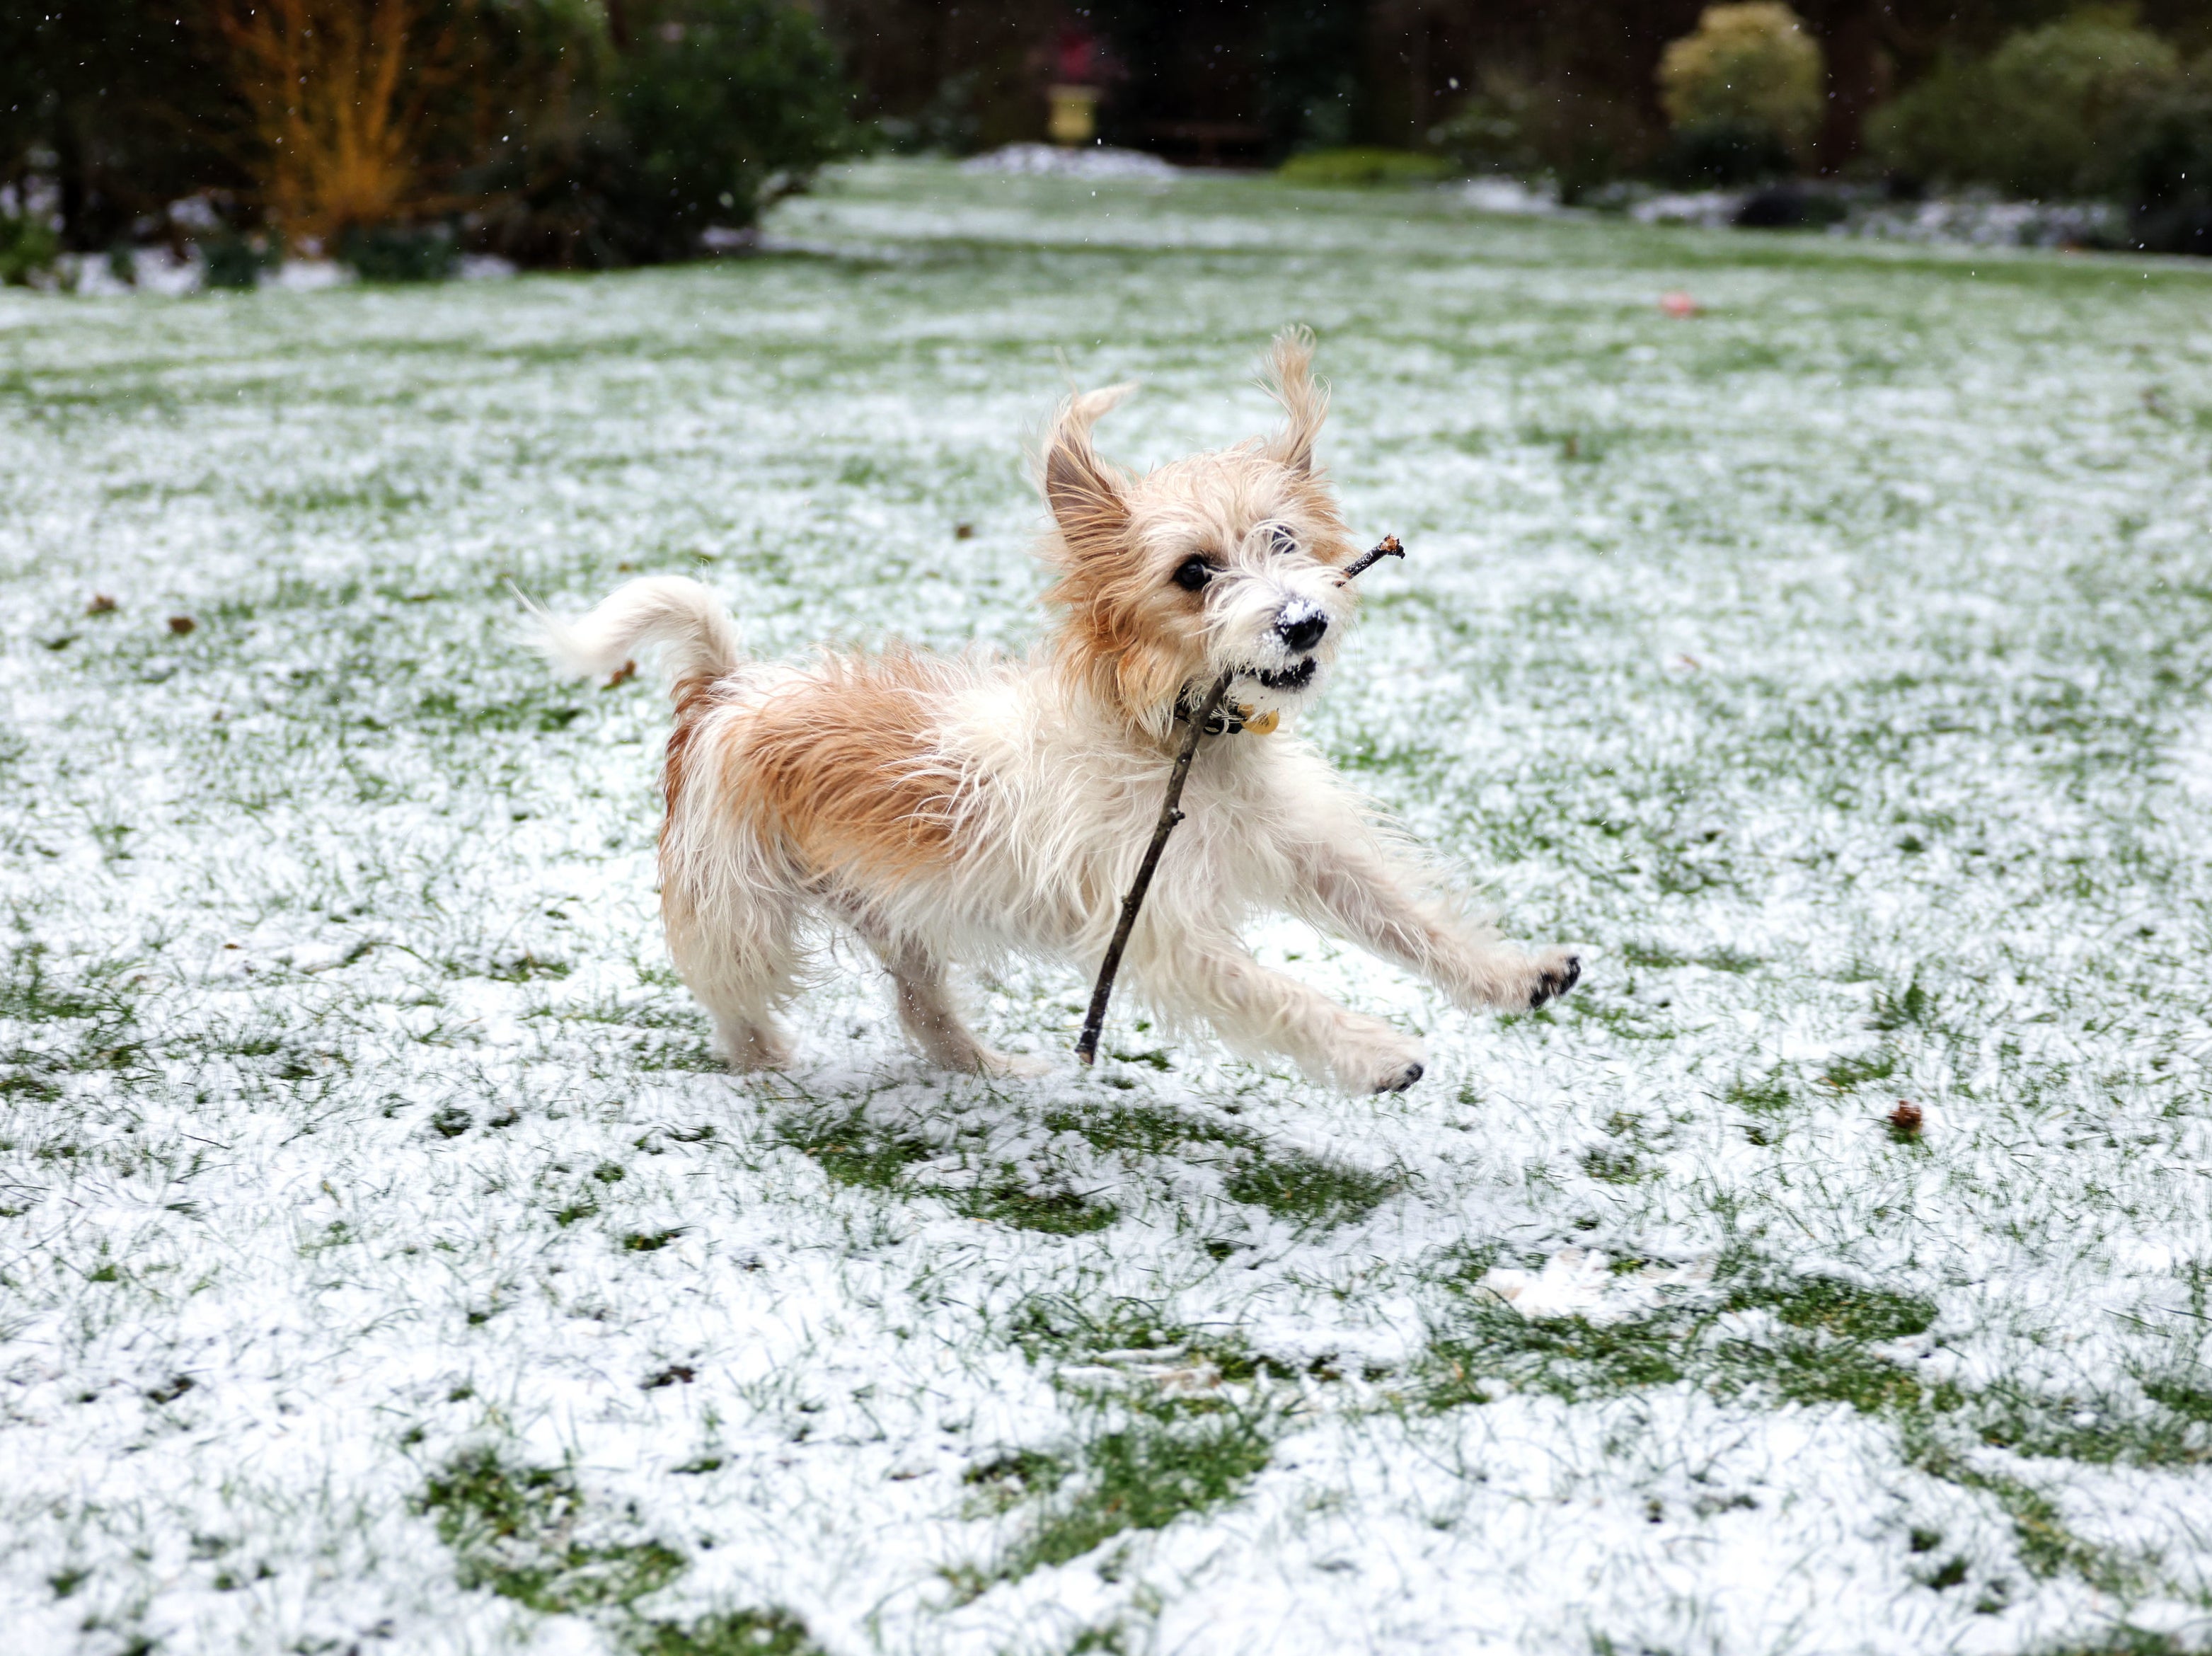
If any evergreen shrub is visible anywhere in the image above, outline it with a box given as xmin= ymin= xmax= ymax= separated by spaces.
xmin=1276 ymin=149 xmax=1453 ymax=188
xmin=472 ymin=0 xmax=852 ymax=270
xmin=199 ymin=231 xmax=270 ymax=290
xmin=1868 ymin=16 xmax=2182 ymax=199
xmin=340 ymin=222 xmax=461 ymax=282
xmin=1657 ymin=4 xmax=1824 ymax=180
xmin=0 ymin=214 xmax=59 ymax=287
xmin=1428 ymin=71 xmax=1654 ymax=200
xmin=2119 ymin=81 xmax=2212 ymax=254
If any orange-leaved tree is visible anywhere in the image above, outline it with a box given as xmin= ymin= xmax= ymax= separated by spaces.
xmin=213 ymin=0 xmax=463 ymax=246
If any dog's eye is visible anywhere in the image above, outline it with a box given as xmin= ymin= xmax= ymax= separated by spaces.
xmin=1269 ymin=525 xmax=1298 ymax=557
xmin=1172 ymin=557 xmax=1215 ymax=592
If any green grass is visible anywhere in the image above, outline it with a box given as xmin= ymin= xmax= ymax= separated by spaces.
xmin=1047 ymin=1099 xmax=1400 ymax=1228
xmin=1745 ymin=1273 xmax=1936 ymax=1341
xmin=418 ymin=1451 xmax=821 ymax=1652
xmin=1219 ymin=1150 xmax=1402 ymax=1228
xmin=417 ymin=1451 xmax=686 ymax=1616
xmin=963 ymin=1307 xmax=1289 ymax=1587
xmin=631 ymin=1612 xmax=825 ymax=1656
xmin=1001 ymin=1398 xmax=1279 ymax=1577
xmin=1274 ymin=149 xmax=1456 ymax=188
xmin=774 ymin=1105 xmax=938 ymax=1192
xmin=950 ymin=1179 xmax=1119 ymax=1235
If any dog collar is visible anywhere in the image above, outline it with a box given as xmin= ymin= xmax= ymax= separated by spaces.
xmin=1173 ymin=688 xmax=1279 ymax=737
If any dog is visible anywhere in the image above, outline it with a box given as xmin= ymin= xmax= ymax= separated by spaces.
xmin=534 ymin=329 xmax=1579 ymax=1093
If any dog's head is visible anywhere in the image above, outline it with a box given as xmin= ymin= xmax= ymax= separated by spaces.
xmin=1035 ymin=328 xmax=1363 ymax=738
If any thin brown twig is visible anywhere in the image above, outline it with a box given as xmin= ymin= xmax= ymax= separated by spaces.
xmin=1339 ymin=534 xmax=1402 ymax=582
xmin=1074 ymin=670 xmax=1231 ymax=1066
xmin=1073 ymin=534 xmax=1405 ymax=1064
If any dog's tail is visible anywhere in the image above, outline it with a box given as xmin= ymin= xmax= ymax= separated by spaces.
xmin=522 ymin=576 xmax=744 ymax=690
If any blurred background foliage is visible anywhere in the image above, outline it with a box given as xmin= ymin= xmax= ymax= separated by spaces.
xmin=3 ymin=0 xmax=2210 ymax=280
xmin=0 ymin=0 xmax=856 ymax=274
xmin=1867 ymin=11 xmax=2188 ymax=198
xmin=1655 ymin=4 xmax=1826 ymax=182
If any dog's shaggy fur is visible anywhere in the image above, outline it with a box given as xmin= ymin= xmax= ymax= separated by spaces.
xmin=536 ymin=330 xmax=1579 ymax=1093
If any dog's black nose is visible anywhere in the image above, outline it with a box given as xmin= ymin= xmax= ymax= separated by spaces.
xmin=1276 ymin=611 xmax=1327 ymax=652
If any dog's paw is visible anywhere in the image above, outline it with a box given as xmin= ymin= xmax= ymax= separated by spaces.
xmin=1328 ymin=1023 xmax=1429 ymax=1095
xmin=1526 ymin=948 xmax=1583 ymax=1009
xmin=717 ymin=1018 xmax=793 ymax=1071
xmin=978 ymin=1049 xmax=1053 ymax=1080
xmin=1372 ymin=1057 xmax=1425 ymax=1094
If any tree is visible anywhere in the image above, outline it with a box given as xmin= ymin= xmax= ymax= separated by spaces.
xmin=1658 ymin=4 xmax=1826 ymax=165
xmin=473 ymin=0 xmax=855 ymax=268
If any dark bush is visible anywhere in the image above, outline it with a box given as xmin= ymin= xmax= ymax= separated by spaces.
xmin=199 ymin=231 xmax=270 ymax=290
xmin=0 ymin=3 xmax=246 ymax=252
xmin=0 ymin=214 xmax=61 ymax=287
xmin=1660 ymin=119 xmax=1798 ymax=188
xmin=340 ymin=223 xmax=460 ymax=282
xmin=472 ymin=0 xmax=852 ymax=270
xmin=1428 ymin=70 xmax=1655 ymax=202
xmin=874 ymin=70 xmax=983 ymax=156
xmin=2121 ymin=86 xmax=2212 ymax=255
xmin=1732 ymin=184 xmax=1848 ymax=229
xmin=1867 ymin=16 xmax=2181 ymax=200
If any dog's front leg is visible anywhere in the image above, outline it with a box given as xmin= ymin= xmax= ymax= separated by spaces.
xmin=1129 ymin=931 xmax=1427 ymax=1094
xmin=1291 ymin=840 xmax=1580 ymax=1012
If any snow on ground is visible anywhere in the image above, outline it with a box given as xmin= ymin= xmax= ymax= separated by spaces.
xmin=4 ymin=159 xmax=2212 ymax=1656
xmin=958 ymin=144 xmax=1182 ymax=180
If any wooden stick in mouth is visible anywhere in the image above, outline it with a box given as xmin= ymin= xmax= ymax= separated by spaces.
xmin=1073 ymin=535 xmax=1406 ymax=1066
xmin=1339 ymin=533 xmax=1403 ymax=582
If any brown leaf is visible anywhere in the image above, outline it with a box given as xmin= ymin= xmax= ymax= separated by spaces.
xmin=167 ymin=615 xmax=197 ymax=636
xmin=86 ymin=594 xmax=116 ymax=615
xmin=1886 ymin=1101 xmax=1923 ymax=1142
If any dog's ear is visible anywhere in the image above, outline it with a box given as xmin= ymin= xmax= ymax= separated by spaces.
xmin=1039 ymin=384 xmax=1134 ymax=558
xmin=1260 ymin=326 xmax=1327 ymax=475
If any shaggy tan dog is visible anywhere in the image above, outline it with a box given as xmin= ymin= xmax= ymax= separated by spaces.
xmin=536 ymin=330 xmax=1579 ymax=1092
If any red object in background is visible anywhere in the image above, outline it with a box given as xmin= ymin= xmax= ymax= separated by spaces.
xmin=1660 ymin=291 xmax=1699 ymax=318
xmin=1056 ymin=25 xmax=1104 ymax=88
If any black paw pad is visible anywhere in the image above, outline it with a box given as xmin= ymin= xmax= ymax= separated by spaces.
xmin=1529 ymin=955 xmax=1583 ymax=1008
xmin=1375 ymin=1062 xmax=1423 ymax=1094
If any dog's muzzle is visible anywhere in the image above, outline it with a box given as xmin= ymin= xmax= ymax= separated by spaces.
xmin=1250 ymin=657 xmax=1318 ymax=693
xmin=1175 ymin=685 xmax=1280 ymax=737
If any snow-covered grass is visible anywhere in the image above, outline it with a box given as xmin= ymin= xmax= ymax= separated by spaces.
xmin=5 ymin=158 xmax=2212 ymax=1656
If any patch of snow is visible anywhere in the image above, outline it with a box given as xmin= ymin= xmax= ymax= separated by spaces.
xmin=270 ymin=258 xmax=350 ymax=292
xmin=1842 ymin=195 xmax=2121 ymax=249
xmin=1458 ymin=176 xmax=1560 ymax=217
xmin=959 ymin=142 xmax=1180 ymax=180
xmin=1478 ymin=1249 xmax=1712 ymax=1323
xmin=1630 ymin=190 xmax=1744 ymax=228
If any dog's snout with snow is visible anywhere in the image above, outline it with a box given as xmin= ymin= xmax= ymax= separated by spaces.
xmin=1274 ymin=599 xmax=1327 ymax=653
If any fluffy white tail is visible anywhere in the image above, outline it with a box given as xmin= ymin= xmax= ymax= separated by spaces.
xmin=523 ymin=576 xmax=744 ymax=688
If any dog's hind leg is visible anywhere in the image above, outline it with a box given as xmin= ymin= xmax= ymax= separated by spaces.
xmin=664 ymin=889 xmax=799 ymax=1071
xmin=1131 ymin=932 xmax=1427 ymax=1094
xmin=860 ymin=926 xmax=1044 ymax=1079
